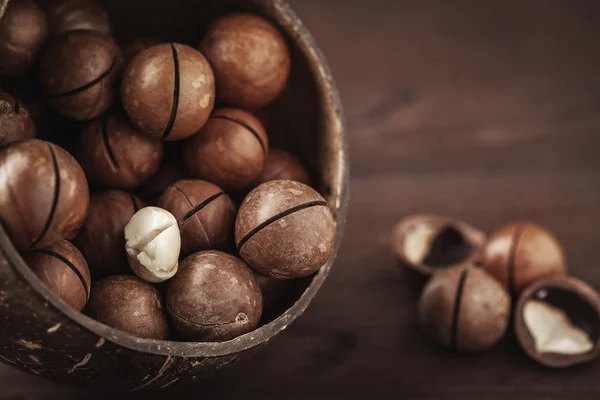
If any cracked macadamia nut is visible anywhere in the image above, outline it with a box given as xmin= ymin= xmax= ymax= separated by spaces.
xmin=22 ymin=240 xmax=91 ymax=311
xmin=0 ymin=92 xmax=36 ymax=146
xmin=121 ymin=43 xmax=215 ymax=141
xmin=125 ymin=207 xmax=181 ymax=283
xmin=183 ymin=108 xmax=269 ymax=192
xmin=482 ymin=222 xmax=567 ymax=295
xmin=77 ymin=110 xmax=163 ymax=189
xmin=85 ymin=275 xmax=169 ymax=340
xmin=40 ymin=0 xmax=112 ymax=37
xmin=199 ymin=13 xmax=291 ymax=109
xmin=74 ymin=190 xmax=144 ymax=279
xmin=0 ymin=139 xmax=89 ymax=250
xmin=254 ymin=148 xmax=311 ymax=187
xmin=418 ymin=265 xmax=511 ymax=352
xmin=235 ymin=180 xmax=335 ymax=279
xmin=39 ymin=30 xmax=122 ymax=121
xmin=157 ymin=180 xmax=236 ymax=257
xmin=392 ymin=214 xmax=486 ymax=276
xmin=515 ymin=276 xmax=600 ymax=368
xmin=0 ymin=0 xmax=48 ymax=75
xmin=166 ymin=251 xmax=262 ymax=342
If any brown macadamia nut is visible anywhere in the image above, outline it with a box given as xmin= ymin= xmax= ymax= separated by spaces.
xmin=515 ymin=276 xmax=600 ymax=368
xmin=135 ymin=160 xmax=187 ymax=204
xmin=254 ymin=273 xmax=293 ymax=319
xmin=482 ymin=222 xmax=567 ymax=295
xmin=121 ymin=43 xmax=215 ymax=141
xmin=0 ymin=91 xmax=36 ymax=146
xmin=254 ymin=148 xmax=310 ymax=186
xmin=77 ymin=110 xmax=163 ymax=189
xmin=85 ymin=275 xmax=169 ymax=340
xmin=40 ymin=0 xmax=112 ymax=37
xmin=73 ymin=190 xmax=143 ymax=279
xmin=392 ymin=214 xmax=486 ymax=276
xmin=157 ymin=180 xmax=236 ymax=257
xmin=166 ymin=251 xmax=262 ymax=342
xmin=22 ymin=240 xmax=91 ymax=311
xmin=418 ymin=265 xmax=511 ymax=352
xmin=39 ymin=30 xmax=122 ymax=120
xmin=183 ymin=108 xmax=269 ymax=192
xmin=124 ymin=207 xmax=181 ymax=283
xmin=0 ymin=0 xmax=48 ymax=75
xmin=200 ymin=13 xmax=291 ymax=109
xmin=121 ymin=38 xmax=160 ymax=63
xmin=235 ymin=180 xmax=335 ymax=279
xmin=0 ymin=139 xmax=89 ymax=250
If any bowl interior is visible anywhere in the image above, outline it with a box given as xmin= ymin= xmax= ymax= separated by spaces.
xmin=0 ymin=0 xmax=347 ymax=357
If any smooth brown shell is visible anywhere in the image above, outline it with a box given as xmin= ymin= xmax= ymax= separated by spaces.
xmin=121 ymin=38 xmax=160 ymax=63
xmin=85 ymin=275 xmax=169 ymax=340
xmin=121 ymin=43 xmax=215 ymax=141
xmin=0 ymin=91 xmax=36 ymax=146
xmin=39 ymin=30 xmax=122 ymax=120
xmin=135 ymin=160 xmax=187 ymax=204
xmin=77 ymin=110 xmax=163 ymax=189
xmin=0 ymin=0 xmax=48 ymax=75
xmin=392 ymin=214 xmax=486 ymax=276
xmin=482 ymin=222 xmax=567 ymax=295
xmin=200 ymin=13 xmax=291 ymax=109
xmin=40 ymin=0 xmax=112 ymax=36
xmin=22 ymin=240 xmax=91 ymax=311
xmin=157 ymin=180 xmax=236 ymax=257
xmin=0 ymin=139 xmax=89 ymax=250
xmin=73 ymin=190 xmax=143 ymax=279
xmin=183 ymin=108 xmax=269 ymax=192
xmin=235 ymin=180 xmax=335 ymax=279
xmin=515 ymin=276 xmax=600 ymax=368
xmin=418 ymin=265 xmax=511 ymax=352
xmin=254 ymin=148 xmax=311 ymax=186
xmin=166 ymin=251 xmax=262 ymax=342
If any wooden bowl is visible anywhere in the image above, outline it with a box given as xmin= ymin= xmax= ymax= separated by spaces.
xmin=0 ymin=0 xmax=348 ymax=391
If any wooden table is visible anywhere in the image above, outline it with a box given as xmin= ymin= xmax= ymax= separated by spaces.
xmin=3 ymin=0 xmax=600 ymax=398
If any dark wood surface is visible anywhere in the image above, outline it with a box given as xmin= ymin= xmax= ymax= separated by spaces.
xmin=3 ymin=0 xmax=600 ymax=398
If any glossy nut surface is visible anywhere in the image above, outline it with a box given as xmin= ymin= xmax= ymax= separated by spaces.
xmin=200 ymin=13 xmax=291 ymax=109
xmin=183 ymin=108 xmax=268 ymax=192
xmin=166 ymin=251 xmax=262 ymax=342
xmin=235 ymin=180 xmax=335 ymax=279
xmin=73 ymin=190 xmax=143 ymax=279
xmin=39 ymin=30 xmax=122 ymax=120
xmin=157 ymin=180 xmax=236 ymax=257
xmin=0 ymin=139 xmax=89 ymax=250
xmin=77 ymin=110 xmax=163 ymax=189
xmin=122 ymin=43 xmax=215 ymax=141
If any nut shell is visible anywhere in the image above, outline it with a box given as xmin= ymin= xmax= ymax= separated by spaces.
xmin=254 ymin=148 xmax=311 ymax=187
xmin=482 ymin=222 xmax=567 ymax=295
xmin=77 ymin=110 xmax=163 ymax=189
xmin=73 ymin=190 xmax=143 ymax=279
xmin=40 ymin=0 xmax=112 ymax=36
xmin=135 ymin=160 xmax=187 ymax=204
xmin=0 ymin=0 xmax=48 ymax=75
xmin=39 ymin=30 xmax=122 ymax=120
xmin=0 ymin=139 xmax=89 ymax=250
xmin=418 ymin=265 xmax=510 ymax=352
xmin=121 ymin=43 xmax=215 ymax=141
xmin=157 ymin=180 xmax=236 ymax=257
xmin=166 ymin=251 xmax=262 ymax=342
xmin=183 ymin=107 xmax=268 ymax=192
xmin=235 ymin=180 xmax=335 ymax=279
xmin=0 ymin=91 xmax=36 ymax=146
xmin=22 ymin=240 xmax=91 ymax=311
xmin=199 ymin=13 xmax=291 ymax=109
xmin=392 ymin=214 xmax=486 ymax=276
xmin=515 ymin=276 xmax=600 ymax=368
xmin=85 ymin=275 xmax=169 ymax=340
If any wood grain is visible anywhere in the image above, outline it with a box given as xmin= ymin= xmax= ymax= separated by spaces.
xmin=2 ymin=0 xmax=600 ymax=398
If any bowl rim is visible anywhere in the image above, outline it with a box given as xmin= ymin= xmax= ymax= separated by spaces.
xmin=0 ymin=0 xmax=349 ymax=358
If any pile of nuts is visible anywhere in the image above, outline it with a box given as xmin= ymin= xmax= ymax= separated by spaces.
xmin=393 ymin=215 xmax=600 ymax=368
xmin=0 ymin=0 xmax=336 ymax=342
